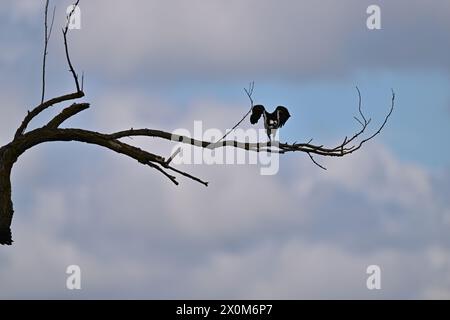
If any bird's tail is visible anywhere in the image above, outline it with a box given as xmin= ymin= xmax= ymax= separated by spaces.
xmin=0 ymin=227 xmax=12 ymax=245
xmin=250 ymin=105 xmax=265 ymax=124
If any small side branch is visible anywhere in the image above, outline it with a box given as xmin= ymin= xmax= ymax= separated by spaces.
xmin=46 ymin=103 xmax=90 ymax=129
xmin=40 ymin=0 xmax=56 ymax=104
xmin=63 ymin=0 xmax=81 ymax=92
xmin=16 ymin=127 xmax=208 ymax=187
xmin=217 ymin=81 xmax=255 ymax=142
xmin=164 ymin=164 xmax=209 ymax=187
xmin=165 ymin=147 xmax=181 ymax=165
xmin=358 ymin=89 xmax=395 ymax=146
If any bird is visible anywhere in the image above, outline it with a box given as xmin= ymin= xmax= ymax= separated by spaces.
xmin=250 ymin=105 xmax=291 ymax=141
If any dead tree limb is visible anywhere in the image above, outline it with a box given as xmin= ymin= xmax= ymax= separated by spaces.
xmin=0 ymin=0 xmax=394 ymax=245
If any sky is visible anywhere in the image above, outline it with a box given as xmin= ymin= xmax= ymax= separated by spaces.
xmin=0 ymin=0 xmax=450 ymax=299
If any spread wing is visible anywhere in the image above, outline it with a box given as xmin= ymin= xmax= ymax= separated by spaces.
xmin=250 ymin=105 xmax=265 ymax=125
xmin=275 ymin=106 xmax=290 ymax=127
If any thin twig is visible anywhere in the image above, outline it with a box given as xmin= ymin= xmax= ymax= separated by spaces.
xmin=358 ymin=89 xmax=395 ymax=146
xmin=164 ymin=164 xmax=209 ymax=187
xmin=165 ymin=82 xmax=256 ymax=162
xmin=355 ymin=86 xmax=367 ymax=124
xmin=147 ymin=162 xmax=179 ymax=186
xmin=48 ymin=6 xmax=56 ymax=39
xmin=40 ymin=1 xmax=56 ymax=104
xmin=217 ymin=81 xmax=255 ymax=142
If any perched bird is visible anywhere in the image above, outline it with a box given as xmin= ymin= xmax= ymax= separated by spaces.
xmin=250 ymin=105 xmax=291 ymax=140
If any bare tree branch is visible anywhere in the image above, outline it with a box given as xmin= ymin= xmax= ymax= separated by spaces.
xmin=45 ymin=103 xmax=90 ymax=128
xmin=307 ymin=152 xmax=327 ymax=170
xmin=14 ymin=91 xmax=84 ymax=139
xmin=146 ymin=162 xmax=179 ymax=186
xmin=14 ymin=127 xmax=208 ymax=190
xmin=106 ymin=85 xmax=395 ymax=159
xmin=278 ymin=89 xmax=395 ymax=160
xmin=217 ymin=81 xmax=255 ymax=142
xmin=164 ymin=165 xmax=209 ymax=187
xmin=165 ymin=147 xmax=182 ymax=165
xmin=358 ymin=89 xmax=395 ymax=146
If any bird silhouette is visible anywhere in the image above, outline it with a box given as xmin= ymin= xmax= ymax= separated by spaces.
xmin=250 ymin=105 xmax=290 ymax=141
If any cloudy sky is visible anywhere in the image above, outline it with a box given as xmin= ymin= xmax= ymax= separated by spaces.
xmin=0 ymin=0 xmax=450 ymax=299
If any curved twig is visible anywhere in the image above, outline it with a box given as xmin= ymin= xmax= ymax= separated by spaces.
xmin=63 ymin=0 xmax=81 ymax=92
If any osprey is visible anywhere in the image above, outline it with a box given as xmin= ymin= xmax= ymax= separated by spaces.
xmin=250 ymin=105 xmax=291 ymax=140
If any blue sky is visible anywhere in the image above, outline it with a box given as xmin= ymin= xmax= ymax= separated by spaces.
xmin=1 ymin=0 xmax=450 ymax=299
